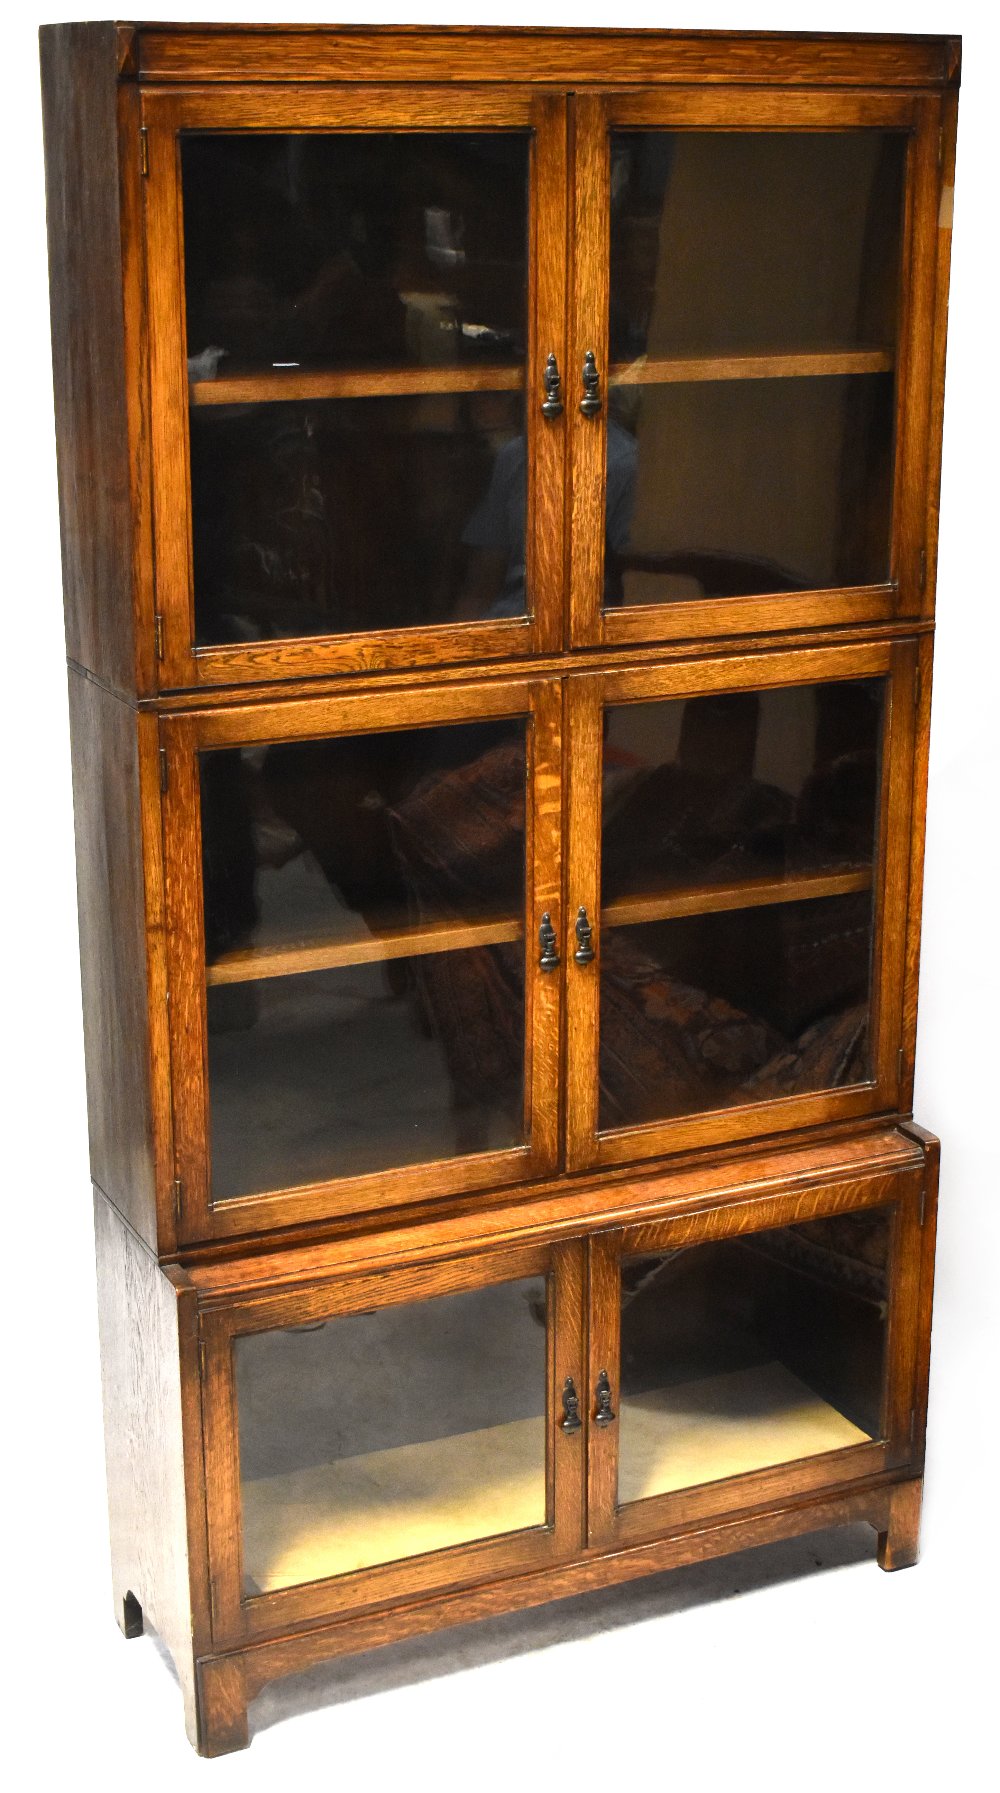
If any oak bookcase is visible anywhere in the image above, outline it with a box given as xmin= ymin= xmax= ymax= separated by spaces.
xmin=40 ymin=21 xmax=958 ymax=1754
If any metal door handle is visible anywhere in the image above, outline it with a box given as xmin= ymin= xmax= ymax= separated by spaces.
xmin=580 ymin=349 xmax=602 ymax=417
xmin=541 ymin=351 xmax=564 ymax=418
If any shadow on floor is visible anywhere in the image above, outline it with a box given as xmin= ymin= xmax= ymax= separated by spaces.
xmin=215 ymin=1521 xmax=876 ymax=1737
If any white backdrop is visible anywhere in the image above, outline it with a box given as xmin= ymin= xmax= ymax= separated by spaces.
xmin=4 ymin=3 xmax=997 ymax=1786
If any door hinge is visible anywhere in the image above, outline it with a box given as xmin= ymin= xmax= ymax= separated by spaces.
xmin=159 ymin=746 xmax=169 ymax=794
xmin=173 ymin=1174 xmax=182 ymax=1221
xmin=909 ymin=1405 xmax=917 ymax=1446
xmin=897 ymin=1046 xmax=906 ymax=1086
xmin=198 ymin=1337 xmax=207 ymax=1379
xmin=913 ymin=662 xmax=923 ymax=711
xmin=140 ymin=125 xmax=149 ymax=176
xmin=154 ymin=612 xmax=164 ymax=660
xmin=209 ymin=1577 xmax=220 ymax=1630
xmin=918 ymin=546 xmax=927 ymax=594
xmin=919 ymin=1181 xmax=927 ymax=1228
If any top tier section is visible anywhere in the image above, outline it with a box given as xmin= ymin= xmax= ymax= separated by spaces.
xmin=41 ymin=24 xmax=959 ymax=699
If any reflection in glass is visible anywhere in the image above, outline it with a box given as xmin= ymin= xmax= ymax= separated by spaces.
xmin=618 ymin=1206 xmax=890 ymax=1504
xmin=604 ymin=128 xmax=905 ymax=606
xmin=599 ymin=893 xmax=873 ymax=1131
xmin=182 ymin=133 xmax=529 ymax=372
xmin=603 ymin=681 xmax=883 ymax=902
xmin=209 ymin=947 xmax=524 ymax=1198
xmin=598 ymin=682 xmax=881 ymax=1130
xmin=609 ymin=131 xmax=905 ymax=360
xmin=201 ymin=719 xmax=528 ymax=1199
xmin=236 ymin=1277 xmax=548 ymax=1593
xmin=190 ymin=394 xmax=528 ymax=644
xmin=603 ymin=375 xmax=895 ymax=605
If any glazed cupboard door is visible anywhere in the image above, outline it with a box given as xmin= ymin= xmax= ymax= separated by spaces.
xmin=565 ymin=641 xmax=918 ymax=1172
xmin=569 ymin=89 xmax=944 ymax=648
xmin=587 ymin=1175 xmax=926 ymax=1550
xmin=200 ymin=1240 xmax=586 ymax=1646
xmin=161 ymin=678 xmax=562 ymax=1243
xmin=142 ymin=87 xmax=568 ymax=689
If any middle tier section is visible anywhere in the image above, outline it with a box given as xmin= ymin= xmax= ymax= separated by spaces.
xmin=160 ymin=639 xmax=918 ymax=1245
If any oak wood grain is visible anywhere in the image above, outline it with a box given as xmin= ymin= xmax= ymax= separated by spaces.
xmin=94 ymin=1192 xmax=202 ymax=1747
xmin=134 ymin=27 xmax=958 ymax=89
xmin=68 ymin=671 xmax=160 ymax=1246
xmin=40 ymin=23 xmax=153 ymax=697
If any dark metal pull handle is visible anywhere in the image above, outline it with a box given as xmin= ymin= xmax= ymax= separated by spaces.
xmin=541 ymin=351 xmax=564 ymax=419
xmin=580 ymin=349 xmax=602 ymax=417
xmin=574 ymin=905 xmax=595 ymax=965
xmin=594 ymin=1369 xmax=616 ymax=1427
xmin=561 ymin=1377 xmax=582 ymax=1433
xmin=538 ymin=912 xmax=560 ymax=971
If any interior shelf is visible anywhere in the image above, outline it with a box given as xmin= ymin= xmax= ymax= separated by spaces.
xmin=242 ymin=1414 xmax=547 ymax=1592
xmin=206 ymin=911 xmax=523 ymax=986
xmin=190 ymin=362 xmax=525 ymax=406
xmin=618 ymin=1360 xmax=872 ymax=1507
xmin=608 ymin=348 xmax=894 ymax=386
xmin=602 ymin=865 xmax=872 ymax=930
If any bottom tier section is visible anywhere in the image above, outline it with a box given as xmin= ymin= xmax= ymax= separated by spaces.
xmin=93 ymin=1123 xmax=938 ymax=1755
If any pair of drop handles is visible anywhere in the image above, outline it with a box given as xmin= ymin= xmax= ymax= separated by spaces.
xmin=539 ymin=908 xmax=594 ymax=971
xmin=562 ymin=1370 xmax=615 ymax=1434
xmin=541 ymin=350 xmax=602 ymax=419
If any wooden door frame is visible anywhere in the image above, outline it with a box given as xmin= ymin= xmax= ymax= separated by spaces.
xmin=586 ymin=1167 xmax=925 ymax=1551
xmin=161 ymin=674 xmax=563 ymax=1245
xmin=200 ymin=1237 xmax=586 ymax=1648
xmin=141 ymin=84 xmax=569 ymax=691
xmin=568 ymin=86 xmax=944 ymax=649
xmin=565 ymin=638 xmax=919 ymax=1173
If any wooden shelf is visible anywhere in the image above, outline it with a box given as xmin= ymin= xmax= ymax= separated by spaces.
xmin=190 ymin=362 xmax=525 ymax=407
xmin=609 ymin=348 xmax=894 ymax=386
xmin=242 ymin=1414 xmax=546 ymax=1593
xmin=206 ymin=911 xmax=523 ymax=986
xmin=618 ymin=1361 xmax=871 ymax=1507
xmin=603 ymin=865 xmax=872 ymax=930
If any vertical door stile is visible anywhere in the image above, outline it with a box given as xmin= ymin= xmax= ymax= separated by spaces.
xmin=527 ymin=677 xmax=565 ymax=1177
xmin=875 ymin=641 xmax=921 ymax=1100
xmin=142 ymin=93 xmax=194 ymax=690
xmin=569 ymin=95 xmax=611 ymax=647
xmin=529 ymin=93 xmax=571 ymax=653
xmin=586 ymin=1231 xmax=622 ymax=1548
xmin=564 ymin=675 xmax=604 ymax=1170
xmin=552 ymin=1239 xmax=589 ymax=1552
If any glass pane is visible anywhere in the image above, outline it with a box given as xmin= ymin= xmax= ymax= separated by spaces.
xmin=604 ymin=374 xmax=894 ymax=605
xmin=201 ymin=719 xmax=527 ymax=1198
xmin=618 ymin=1206 xmax=890 ymax=1505
xmin=599 ymin=680 xmax=881 ymax=1131
xmin=599 ymin=895 xmax=873 ymax=1130
xmin=603 ymin=681 xmax=883 ymax=901
xmin=181 ymin=132 xmax=531 ymax=647
xmin=605 ymin=130 xmax=905 ymax=604
xmin=190 ymin=392 xmax=527 ymax=644
xmin=183 ymin=134 xmax=529 ymax=373
xmin=610 ymin=132 xmax=905 ymax=361
xmin=236 ymin=1276 xmax=548 ymax=1593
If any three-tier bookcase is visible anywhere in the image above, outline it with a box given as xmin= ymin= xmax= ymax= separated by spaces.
xmin=41 ymin=21 xmax=959 ymax=1754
